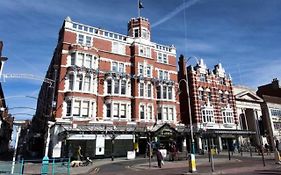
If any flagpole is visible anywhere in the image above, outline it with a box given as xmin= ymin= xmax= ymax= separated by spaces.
xmin=138 ymin=0 xmax=140 ymax=17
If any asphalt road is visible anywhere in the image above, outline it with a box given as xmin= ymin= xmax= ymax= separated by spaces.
xmin=91 ymin=155 xmax=281 ymax=175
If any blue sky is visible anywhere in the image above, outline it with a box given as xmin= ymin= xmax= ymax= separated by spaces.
xmin=0 ymin=0 xmax=281 ymax=120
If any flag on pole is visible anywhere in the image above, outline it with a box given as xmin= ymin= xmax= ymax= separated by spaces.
xmin=139 ymin=0 xmax=144 ymax=9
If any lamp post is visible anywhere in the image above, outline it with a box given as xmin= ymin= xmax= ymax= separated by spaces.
xmin=0 ymin=56 xmax=8 ymax=79
xmin=178 ymin=55 xmax=198 ymax=173
xmin=254 ymin=111 xmax=265 ymax=166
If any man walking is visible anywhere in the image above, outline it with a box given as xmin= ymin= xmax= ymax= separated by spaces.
xmin=156 ymin=149 xmax=163 ymax=168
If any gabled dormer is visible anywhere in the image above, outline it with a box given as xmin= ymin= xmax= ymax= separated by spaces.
xmin=213 ymin=63 xmax=225 ymax=78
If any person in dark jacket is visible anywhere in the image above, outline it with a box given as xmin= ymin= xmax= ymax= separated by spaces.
xmin=156 ymin=149 xmax=163 ymax=168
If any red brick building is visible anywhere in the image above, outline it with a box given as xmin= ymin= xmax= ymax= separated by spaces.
xmin=32 ymin=17 xmax=181 ymax=158
xmin=178 ymin=55 xmax=252 ymax=152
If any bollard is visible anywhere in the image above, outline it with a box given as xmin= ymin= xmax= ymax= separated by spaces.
xmin=210 ymin=148 xmax=215 ymax=172
xmin=41 ymin=156 xmax=49 ymax=175
xmin=250 ymin=147 xmax=252 ymax=157
xmin=52 ymin=159 xmax=55 ymax=175
xmin=20 ymin=159 xmax=24 ymax=175
xmin=67 ymin=158 xmax=71 ymax=175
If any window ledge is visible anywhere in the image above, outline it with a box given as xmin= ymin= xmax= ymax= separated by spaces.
xmin=223 ymin=123 xmax=235 ymax=128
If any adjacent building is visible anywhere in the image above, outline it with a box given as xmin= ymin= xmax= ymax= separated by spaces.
xmin=0 ymin=41 xmax=13 ymax=157
xmin=178 ymin=55 xmax=254 ymax=153
xmin=32 ymin=16 xmax=181 ymax=158
xmin=257 ymin=78 xmax=281 ymax=150
xmin=233 ymin=86 xmax=264 ymax=147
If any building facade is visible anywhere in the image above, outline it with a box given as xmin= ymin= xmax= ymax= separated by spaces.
xmin=233 ymin=86 xmax=263 ymax=147
xmin=0 ymin=41 xmax=13 ymax=156
xmin=257 ymin=79 xmax=281 ymax=151
xmin=32 ymin=16 xmax=181 ymax=158
xmin=178 ymin=55 xmax=254 ymax=153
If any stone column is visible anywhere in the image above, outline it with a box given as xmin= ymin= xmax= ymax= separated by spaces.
xmin=218 ymin=136 xmax=223 ymax=152
xmin=198 ymin=137 xmax=202 ymax=151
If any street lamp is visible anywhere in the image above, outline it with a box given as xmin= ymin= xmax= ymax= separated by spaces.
xmin=0 ymin=56 xmax=8 ymax=78
xmin=178 ymin=55 xmax=198 ymax=173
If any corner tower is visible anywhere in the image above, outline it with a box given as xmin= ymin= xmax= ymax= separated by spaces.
xmin=128 ymin=17 xmax=151 ymax=41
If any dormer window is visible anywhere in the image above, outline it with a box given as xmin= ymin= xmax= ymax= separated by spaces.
xmin=219 ymin=77 xmax=225 ymax=85
xmin=200 ymin=74 xmax=207 ymax=82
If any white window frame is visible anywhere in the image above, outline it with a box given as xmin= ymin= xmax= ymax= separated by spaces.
xmin=77 ymin=34 xmax=92 ymax=47
xmin=112 ymin=41 xmax=126 ymax=55
xmin=139 ymin=45 xmax=151 ymax=58
xmin=201 ymin=107 xmax=215 ymax=123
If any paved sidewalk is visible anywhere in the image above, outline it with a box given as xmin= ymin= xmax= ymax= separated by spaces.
xmin=68 ymin=151 xmax=277 ymax=174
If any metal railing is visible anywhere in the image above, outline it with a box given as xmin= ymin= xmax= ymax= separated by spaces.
xmin=0 ymin=158 xmax=70 ymax=175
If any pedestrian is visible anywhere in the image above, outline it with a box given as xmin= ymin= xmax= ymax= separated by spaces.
xmin=156 ymin=149 xmax=163 ymax=168
xmin=76 ymin=145 xmax=83 ymax=161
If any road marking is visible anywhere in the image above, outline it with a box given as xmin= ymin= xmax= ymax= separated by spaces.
xmin=93 ymin=167 xmax=100 ymax=174
xmin=126 ymin=165 xmax=141 ymax=171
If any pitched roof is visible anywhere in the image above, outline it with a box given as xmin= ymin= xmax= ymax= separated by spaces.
xmin=262 ymin=95 xmax=281 ymax=104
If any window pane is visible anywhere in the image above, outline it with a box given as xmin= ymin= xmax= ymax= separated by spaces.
xmin=106 ymin=104 xmax=111 ymax=118
xmin=82 ymin=101 xmax=89 ymax=117
xmin=121 ymin=80 xmax=126 ymax=95
xmin=168 ymin=87 xmax=172 ymax=99
xmin=77 ymin=74 xmax=83 ymax=90
xmin=107 ymin=79 xmax=112 ymax=94
xmin=139 ymin=64 xmax=143 ymax=75
xmin=163 ymin=86 xmax=167 ymax=99
xmin=134 ymin=29 xmax=139 ymax=38
xmin=147 ymin=66 xmax=151 ymax=77
xmin=157 ymin=86 xmax=161 ymax=99
xmin=140 ymin=105 xmax=145 ymax=119
xmin=84 ymin=54 xmax=92 ymax=68
xmin=86 ymin=36 xmax=91 ymax=46
xmin=120 ymin=104 xmax=126 ymax=118
xmin=66 ymin=100 xmax=72 ymax=116
xmin=169 ymin=108 xmax=173 ymax=121
xmin=77 ymin=53 xmax=84 ymax=67
xmin=73 ymin=100 xmax=81 ymax=116
xmin=147 ymin=106 xmax=152 ymax=120
xmin=113 ymin=103 xmax=119 ymax=118
xmin=140 ymin=83 xmax=144 ymax=97
xmin=68 ymin=74 xmax=74 ymax=90
xmin=83 ymin=76 xmax=91 ymax=91
xmin=71 ymin=53 xmax=75 ymax=65
xmin=114 ymin=80 xmax=119 ymax=94
xmin=147 ymin=84 xmax=152 ymax=98
xmin=119 ymin=63 xmax=124 ymax=72
xmin=78 ymin=34 xmax=84 ymax=44
xmin=157 ymin=107 xmax=162 ymax=120
xmin=159 ymin=70 xmax=162 ymax=80
xmin=163 ymin=54 xmax=167 ymax=63
xmin=112 ymin=62 xmax=118 ymax=72
xmin=158 ymin=53 xmax=162 ymax=62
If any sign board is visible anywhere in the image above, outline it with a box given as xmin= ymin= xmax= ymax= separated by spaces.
xmin=127 ymin=151 xmax=136 ymax=160
xmin=159 ymin=149 xmax=167 ymax=158
xmin=96 ymin=135 xmax=105 ymax=155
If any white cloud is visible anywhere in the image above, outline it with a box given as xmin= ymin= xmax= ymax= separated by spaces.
xmin=151 ymin=0 xmax=201 ymax=28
